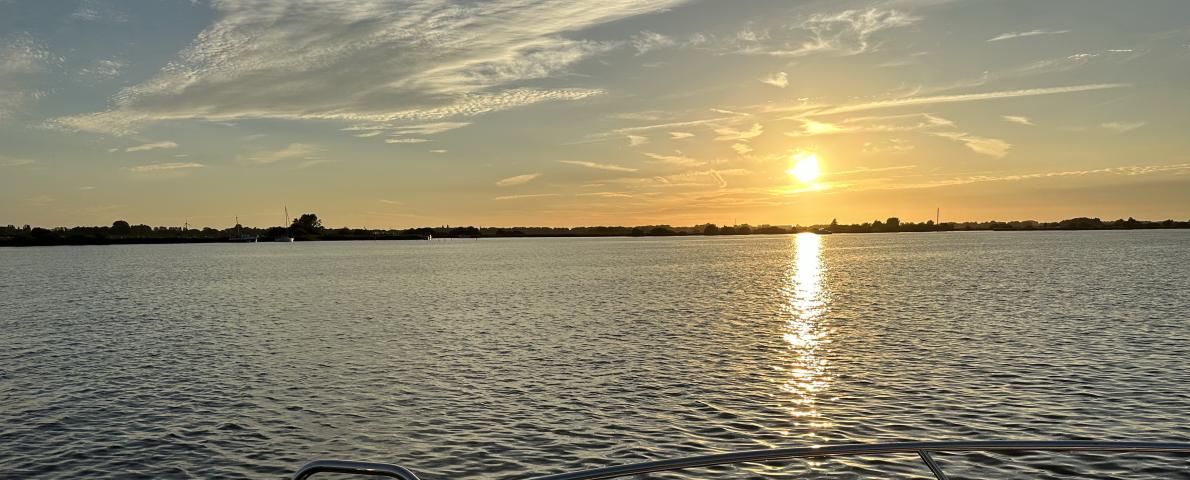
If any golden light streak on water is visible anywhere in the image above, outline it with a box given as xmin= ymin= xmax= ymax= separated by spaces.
xmin=780 ymin=233 xmax=833 ymax=437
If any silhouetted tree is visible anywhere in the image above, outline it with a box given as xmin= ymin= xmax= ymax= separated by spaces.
xmin=291 ymin=213 xmax=324 ymax=235
xmin=703 ymin=224 xmax=719 ymax=235
xmin=111 ymin=220 xmax=131 ymax=235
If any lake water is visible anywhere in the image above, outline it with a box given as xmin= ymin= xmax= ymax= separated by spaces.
xmin=2 ymin=231 xmax=1189 ymax=479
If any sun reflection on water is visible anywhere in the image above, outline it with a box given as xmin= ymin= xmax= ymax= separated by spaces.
xmin=780 ymin=233 xmax=833 ymax=436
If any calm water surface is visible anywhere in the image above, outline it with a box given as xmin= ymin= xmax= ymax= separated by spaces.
xmin=2 ymin=232 xmax=1189 ymax=479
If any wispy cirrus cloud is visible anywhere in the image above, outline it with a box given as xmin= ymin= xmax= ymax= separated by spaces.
xmin=1101 ymin=121 xmax=1146 ymax=133
xmin=627 ymin=135 xmax=649 ymax=146
xmin=874 ymin=163 xmax=1190 ymax=191
xmin=245 ymin=143 xmax=320 ymax=164
xmin=560 ymin=160 xmax=638 ymax=172
xmin=0 ymin=34 xmax=56 ymax=120
xmin=1002 ymin=115 xmax=1034 ymax=126
xmin=496 ymin=173 xmax=542 ymax=187
xmin=714 ymin=123 xmax=763 ymax=141
xmin=728 ymin=8 xmax=918 ymax=57
xmin=1 ymin=156 xmax=37 ymax=167
xmin=52 ymin=0 xmax=692 ymax=135
xmin=759 ymin=71 xmax=788 ymax=88
xmin=71 ymin=0 xmax=130 ymax=23
xmin=129 ymin=162 xmax=204 ymax=173
xmin=987 ymin=29 xmax=1069 ymax=42
xmin=645 ymin=152 xmax=704 ymax=167
xmin=632 ymin=31 xmax=675 ymax=55
xmin=803 ymin=83 xmax=1129 ymax=117
xmin=731 ymin=143 xmax=753 ymax=155
xmin=494 ymin=193 xmax=559 ymax=201
xmin=125 ymin=141 xmax=177 ymax=152
xmin=930 ymin=131 xmax=1012 ymax=157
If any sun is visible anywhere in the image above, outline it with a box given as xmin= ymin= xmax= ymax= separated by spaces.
xmin=786 ymin=152 xmax=821 ymax=183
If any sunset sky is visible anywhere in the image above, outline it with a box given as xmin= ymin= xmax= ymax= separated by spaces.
xmin=2 ymin=0 xmax=1189 ymax=228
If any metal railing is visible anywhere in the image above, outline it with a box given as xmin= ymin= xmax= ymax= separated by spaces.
xmin=292 ymin=441 xmax=1190 ymax=480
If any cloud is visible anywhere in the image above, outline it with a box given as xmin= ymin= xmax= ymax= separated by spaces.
xmin=560 ymin=160 xmax=638 ymax=172
xmin=759 ymin=72 xmax=789 ymax=88
xmin=429 ymin=149 xmax=448 ymax=154
xmin=78 ymin=58 xmax=124 ymax=79
xmin=379 ymin=199 xmax=403 ymax=205
xmin=612 ymin=116 xmax=737 ymax=135
xmin=1002 ymin=115 xmax=1034 ymax=126
xmin=28 ymin=195 xmax=54 ymax=207
xmin=392 ymin=122 xmax=471 ymax=135
xmin=125 ymin=141 xmax=178 ymax=152
xmin=632 ymin=31 xmax=675 ymax=55
xmin=659 ymin=168 xmax=750 ymax=188
xmin=0 ymin=34 xmax=56 ymax=119
xmin=794 ymin=119 xmax=852 ymax=136
xmin=578 ymin=191 xmax=635 ymax=198
xmin=1102 ymin=121 xmax=1145 ymax=133
xmin=129 ymin=162 xmax=204 ymax=173
xmin=645 ymin=152 xmax=705 ymax=167
xmin=805 ymin=83 xmax=1128 ymax=116
xmin=987 ymin=29 xmax=1070 ymax=42
xmin=496 ymin=173 xmax=542 ymax=186
xmin=1007 ymin=49 xmax=1142 ymax=78
xmin=731 ymin=143 xmax=753 ymax=155
xmin=71 ymin=0 xmax=130 ymax=23
xmin=347 ymin=121 xmax=471 ymax=140
xmin=875 ymin=163 xmax=1190 ymax=191
xmin=385 ymin=138 xmax=430 ymax=144
xmin=790 ymin=114 xmax=972 ymax=157
xmin=862 ymin=139 xmax=915 ymax=154
xmin=494 ymin=193 xmax=559 ymax=201
xmin=732 ymin=8 xmax=918 ymax=57
xmin=51 ymin=0 xmax=690 ymax=135
xmin=0 ymin=157 xmax=36 ymax=167
xmin=246 ymin=143 xmax=319 ymax=164
xmin=669 ymin=131 xmax=694 ymax=139
xmin=627 ymin=135 xmax=649 ymax=146
xmin=714 ymin=123 xmax=763 ymax=141
xmin=931 ymin=132 xmax=1012 ymax=157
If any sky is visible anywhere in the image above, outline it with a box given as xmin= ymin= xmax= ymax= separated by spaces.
xmin=2 ymin=0 xmax=1189 ymax=228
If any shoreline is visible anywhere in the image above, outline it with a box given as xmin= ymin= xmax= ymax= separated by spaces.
xmin=3 ymin=226 xmax=1187 ymax=248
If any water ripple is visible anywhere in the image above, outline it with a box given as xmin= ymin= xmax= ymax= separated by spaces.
xmin=1 ymin=232 xmax=1188 ymax=478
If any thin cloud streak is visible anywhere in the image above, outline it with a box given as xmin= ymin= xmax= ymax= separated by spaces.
xmin=806 ymin=83 xmax=1130 ymax=117
xmin=988 ymin=29 xmax=1070 ymax=42
xmin=873 ymin=163 xmax=1190 ymax=191
xmin=126 ymin=141 xmax=177 ymax=152
xmin=560 ymin=160 xmax=638 ymax=172
xmin=129 ymin=162 xmax=204 ymax=173
xmin=496 ymin=173 xmax=542 ymax=187
xmin=493 ymin=193 xmax=559 ymax=201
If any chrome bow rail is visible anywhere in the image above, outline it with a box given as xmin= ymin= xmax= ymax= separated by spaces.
xmin=292 ymin=441 xmax=1190 ymax=480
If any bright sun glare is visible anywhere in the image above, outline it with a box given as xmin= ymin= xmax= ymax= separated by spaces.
xmin=786 ymin=152 xmax=821 ymax=184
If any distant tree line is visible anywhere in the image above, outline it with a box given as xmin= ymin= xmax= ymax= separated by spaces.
xmin=3 ymin=214 xmax=1188 ymax=247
